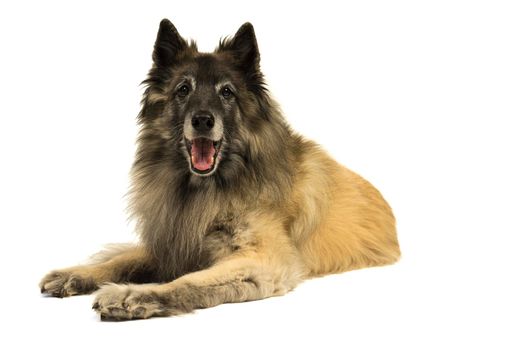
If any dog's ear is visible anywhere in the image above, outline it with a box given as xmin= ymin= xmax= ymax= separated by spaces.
xmin=153 ymin=19 xmax=188 ymax=68
xmin=221 ymin=23 xmax=260 ymax=74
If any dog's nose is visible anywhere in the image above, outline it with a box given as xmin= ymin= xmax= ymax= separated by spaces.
xmin=191 ymin=114 xmax=215 ymax=132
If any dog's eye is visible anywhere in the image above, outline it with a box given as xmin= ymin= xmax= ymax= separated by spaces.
xmin=177 ymin=84 xmax=190 ymax=97
xmin=221 ymin=87 xmax=233 ymax=99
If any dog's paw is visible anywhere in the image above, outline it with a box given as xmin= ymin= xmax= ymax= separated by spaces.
xmin=40 ymin=270 xmax=97 ymax=297
xmin=93 ymin=284 xmax=170 ymax=321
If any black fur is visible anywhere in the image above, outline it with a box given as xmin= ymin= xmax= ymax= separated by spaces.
xmin=130 ymin=20 xmax=302 ymax=281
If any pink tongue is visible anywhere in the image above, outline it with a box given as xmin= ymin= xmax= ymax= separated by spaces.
xmin=191 ymin=139 xmax=215 ymax=171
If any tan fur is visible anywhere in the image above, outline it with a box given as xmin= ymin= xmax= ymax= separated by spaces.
xmin=41 ymin=141 xmax=399 ymax=317
xmin=40 ymin=20 xmax=400 ymax=320
xmin=290 ymin=142 xmax=400 ymax=275
xmin=40 ymin=245 xmax=154 ymax=297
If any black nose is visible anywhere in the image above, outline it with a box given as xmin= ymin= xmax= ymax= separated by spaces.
xmin=191 ymin=114 xmax=215 ymax=132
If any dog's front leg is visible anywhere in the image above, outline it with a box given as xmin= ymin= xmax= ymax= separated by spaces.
xmin=93 ymin=256 xmax=303 ymax=320
xmin=40 ymin=244 xmax=157 ymax=297
xmin=93 ymin=215 xmax=306 ymax=320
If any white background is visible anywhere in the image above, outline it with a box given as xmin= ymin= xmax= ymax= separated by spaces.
xmin=0 ymin=0 xmax=523 ymax=349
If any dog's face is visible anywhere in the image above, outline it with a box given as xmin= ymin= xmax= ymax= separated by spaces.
xmin=171 ymin=56 xmax=238 ymax=176
xmin=140 ymin=20 xmax=268 ymax=178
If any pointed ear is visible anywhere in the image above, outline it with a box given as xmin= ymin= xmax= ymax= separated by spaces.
xmin=221 ymin=23 xmax=260 ymax=74
xmin=153 ymin=19 xmax=188 ymax=68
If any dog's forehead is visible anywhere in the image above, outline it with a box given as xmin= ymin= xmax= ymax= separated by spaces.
xmin=179 ymin=54 xmax=235 ymax=85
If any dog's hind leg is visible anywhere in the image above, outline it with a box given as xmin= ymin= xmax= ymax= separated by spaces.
xmin=40 ymin=244 xmax=156 ymax=297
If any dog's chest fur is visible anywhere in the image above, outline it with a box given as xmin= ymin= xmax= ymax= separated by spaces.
xmin=131 ymin=168 xmax=257 ymax=281
xmin=201 ymin=212 xmax=255 ymax=262
xmin=156 ymin=209 xmax=253 ymax=281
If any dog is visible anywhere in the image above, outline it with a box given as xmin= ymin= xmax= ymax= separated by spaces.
xmin=40 ymin=19 xmax=401 ymax=320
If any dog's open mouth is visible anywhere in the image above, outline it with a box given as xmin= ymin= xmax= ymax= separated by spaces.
xmin=185 ymin=137 xmax=222 ymax=175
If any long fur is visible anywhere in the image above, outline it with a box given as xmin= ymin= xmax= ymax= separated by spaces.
xmin=40 ymin=20 xmax=400 ymax=320
xmin=129 ymin=25 xmax=299 ymax=281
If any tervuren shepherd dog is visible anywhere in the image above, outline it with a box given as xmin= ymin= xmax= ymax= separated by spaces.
xmin=40 ymin=19 xmax=400 ymax=320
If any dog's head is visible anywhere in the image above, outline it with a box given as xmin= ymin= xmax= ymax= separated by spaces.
xmin=138 ymin=19 xmax=275 ymax=179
